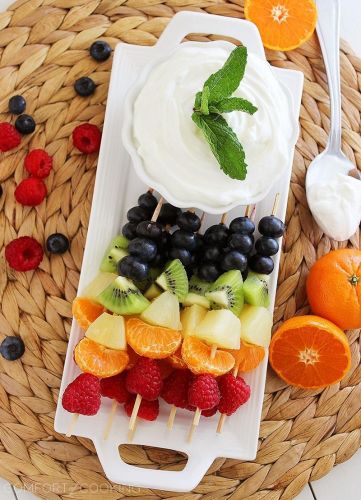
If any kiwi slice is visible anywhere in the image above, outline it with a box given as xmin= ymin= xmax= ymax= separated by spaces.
xmin=134 ymin=268 xmax=161 ymax=293
xmin=205 ymin=270 xmax=244 ymax=316
xmin=156 ymin=259 xmax=189 ymax=301
xmin=182 ymin=292 xmax=210 ymax=309
xmin=100 ymin=235 xmax=129 ymax=273
xmin=243 ymin=272 xmax=270 ymax=307
xmin=144 ymin=283 xmax=162 ymax=300
xmin=97 ymin=276 xmax=149 ymax=314
xmin=189 ymin=276 xmax=211 ymax=296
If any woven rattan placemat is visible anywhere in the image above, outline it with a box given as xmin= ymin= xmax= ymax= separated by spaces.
xmin=0 ymin=1 xmax=360 ymax=499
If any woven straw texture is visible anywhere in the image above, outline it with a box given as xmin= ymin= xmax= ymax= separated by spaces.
xmin=0 ymin=0 xmax=360 ymax=498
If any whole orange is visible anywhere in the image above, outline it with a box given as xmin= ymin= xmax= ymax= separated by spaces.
xmin=306 ymin=249 xmax=361 ymax=330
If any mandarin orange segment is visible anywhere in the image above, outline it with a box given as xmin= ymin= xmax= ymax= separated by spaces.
xmin=126 ymin=317 xmax=182 ymax=359
xmin=168 ymin=346 xmax=188 ymax=370
xmin=228 ymin=342 xmax=265 ymax=373
xmin=74 ymin=338 xmax=129 ymax=377
xmin=245 ymin=0 xmax=317 ymax=51
xmin=182 ymin=336 xmax=235 ymax=376
xmin=72 ymin=297 xmax=105 ymax=330
xmin=269 ymin=315 xmax=351 ymax=389
xmin=125 ymin=346 xmax=139 ymax=370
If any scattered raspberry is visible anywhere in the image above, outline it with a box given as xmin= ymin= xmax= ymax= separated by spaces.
xmin=188 ymin=374 xmax=220 ymax=410
xmin=15 ymin=178 xmax=47 ymax=206
xmin=0 ymin=123 xmax=21 ymax=152
xmin=5 ymin=236 xmax=43 ymax=272
xmin=218 ymin=373 xmax=251 ymax=416
xmin=125 ymin=396 xmax=159 ymax=421
xmin=62 ymin=373 xmax=101 ymax=416
xmin=100 ymin=372 xmax=130 ymax=404
xmin=72 ymin=123 xmax=101 ymax=154
xmin=25 ymin=149 xmax=53 ymax=178
xmin=125 ymin=357 xmax=163 ymax=400
xmin=161 ymin=369 xmax=192 ymax=409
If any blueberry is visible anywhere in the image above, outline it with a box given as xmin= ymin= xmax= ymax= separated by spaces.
xmin=176 ymin=211 xmax=201 ymax=232
xmin=169 ymin=247 xmax=192 ymax=267
xmin=229 ymin=216 xmax=255 ymax=235
xmin=255 ymin=236 xmax=279 ymax=256
xmin=228 ymin=233 xmax=254 ymax=254
xmin=220 ymin=250 xmax=248 ymax=272
xmin=15 ymin=114 xmax=35 ymax=135
xmin=152 ymin=253 xmax=167 ymax=268
xmin=159 ymin=231 xmax=171 ymax=250
xmin=127 ymin=206 xmax=150 ymax=223
xmin=249 ymin=254 xmax=274 ymax=274
xmin=9 ymin=95 xmax=26 ymax=115
xmin=46 ymin=233 xmax=69 ymax=254
xmin=74 ymin=77 xmax=96 ymax=97
xmin=203 ymin=224 xmax=229 ymax=246
xmin=258 ymin=216 xmax=285 ymax=238
xmin=158 ymin=203 xmax=181 ymax=225
xmin=0 ymin=336 xmax=25 ymax=361
xmin=118 ymin=255 xmax=149 ymax=281
xmin=171 ymin=229 xmax=197 ymax=251
xmin=203 ymin=246 xmax=222 ymax=262
xmin=128 ymin=237 xmax=157 ymax=262
xmin=138 ymin=191 xmax=158 ymax=211
xmin=194 ymin=233 xmax=204 ymax=250
xmin=198 ymin=263 xmax=220 ymax=282
xmin=136 ymin=221 xmax=163 ymax=241
xmin=90 ymin=40 xmax=112 ymax=61
xmin=122 ymin=222 xmax=138 ymax=240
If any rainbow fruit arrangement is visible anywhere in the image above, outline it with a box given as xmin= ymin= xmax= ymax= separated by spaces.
xmin=62 ymin=191 xmax=285 ymax=439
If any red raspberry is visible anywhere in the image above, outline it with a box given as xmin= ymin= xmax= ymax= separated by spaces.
xmin=15 ymin=178 xmax=47 ymax=206
xmin=5 ymin=236 xmax=43 ymax=272
xmin=0 ymin=123 xmax=21 ymax=152
xmin=188 ymin=374 xmax=220 ymax=410
xmin=125 ymin=396 xmax=159 ymax=421
xmin=187 ymin=405 xmax=218 ymax=417
xmin=25 ymin=149 xmax=53 ymax=178
xmin=125 ymin=357 xmax=163 ymax=400
xmin=72 ymin=123 xmax=101 ymax=154
xmin=100 ymin=372 xmax=130 ymax=404
xmin=218 ymin=374 xmax=251 ymax=416
xmin=62 ymin=373 xmax=101 ymax=416
xmin=161 ymin=369 xmax=192 ymax=409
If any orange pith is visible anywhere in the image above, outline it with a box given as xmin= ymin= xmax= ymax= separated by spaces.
xmin=74 ymin=338 xmax=129 ymax=377
xmin=181 ymin=336 xmax=235 ymax=376
xmin=72 ymin=297 xmax=105 ymax=330
xmin=168 ymin=346 xmax=188 ymax=370
xmin=126 ymin=318 xmax=182 ymax=359
xmin=269 ymin=315 xmax=351 ymax=389
xmin=244 ymin=0 xmax=317 ymax=51
xmin=228 ymin=342 xmax=265 ymax=373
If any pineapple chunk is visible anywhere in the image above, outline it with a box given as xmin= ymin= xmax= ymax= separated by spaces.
xmin=85 ymin=312 xmax=126 ymax=350
xmin=140 ymin=291 xmax=181 ymax=330
xmin=240 ymin=305 xmax=272 ymax=347
xmin=194 ymin=309 xmax=241 ymax=349
xmin=182 ymin=293 xmax=210 ymax=309
xmin=181 ymin=304 xmax=208 ymax=337
xmin=82 ymin=273 xmax=118 ymax=302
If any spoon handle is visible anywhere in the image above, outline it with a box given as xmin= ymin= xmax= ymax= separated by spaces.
xmin=316 ymin=0 xmax=341 ymax=153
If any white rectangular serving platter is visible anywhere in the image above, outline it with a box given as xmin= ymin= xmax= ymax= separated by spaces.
xmin=54 ymin=12 xmax=304 ymax=492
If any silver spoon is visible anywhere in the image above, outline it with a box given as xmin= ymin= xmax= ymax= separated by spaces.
xmin=305 ymin=0 xmax=361 ymax=241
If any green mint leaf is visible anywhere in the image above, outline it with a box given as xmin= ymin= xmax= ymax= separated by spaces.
xmin=192 ymin=112 xmax=247 ymax=180
xmin=194 ymin=91 xmax=202 ymax=110
xmin=209 ymin=97 xmax=257 ymax=115
xmin=200 ymin=86 xmax=210 ymax=115
xmin=203 ymin=45 xmax=248 ymax=103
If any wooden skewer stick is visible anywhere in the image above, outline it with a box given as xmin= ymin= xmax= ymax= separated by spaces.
xmin=167 ymin=405 xmax=177 ymax=430
xmin=148 ymin=187 xmax=154 ymax=193
xmin=220 ymin=212 xmax=227 ymax=224
xmin=128 ymin=419 xmax=138 ymax=442
xmin=151 ymin=196 xmax=164 ymax=222
xmin=216 ymin=363 xmax=240 ymax=434
xmin=66 ymin=413 xmax=79 ymax=437
xmin=272 ymin=193 xmax=280 ymax=216
xmin=188 ymin=407 xmax=202 ymax=442
xmin=210 ymin=344 xmax=217 ymax=360
xmin=129 ymin=394 xmax=142 ymax=431
xmin=103 ymin=400 xmax=118 ymax=440
xmin=200 ymin=211 xmax=206 ymax=225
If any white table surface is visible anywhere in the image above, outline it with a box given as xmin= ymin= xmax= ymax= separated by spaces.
xmin=0 ymin=0 xmax=360 ymax=499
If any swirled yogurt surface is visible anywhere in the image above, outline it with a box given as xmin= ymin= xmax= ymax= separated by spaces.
xmin=132 ymin=43 xmax=296 ymax=208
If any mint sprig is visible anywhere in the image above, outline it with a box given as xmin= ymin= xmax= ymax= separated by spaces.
xmin=192 ymin=46 xmax=257 ymax=181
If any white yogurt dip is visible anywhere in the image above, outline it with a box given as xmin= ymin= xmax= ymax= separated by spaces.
xmin=132 ymin=43 xmax=296 ymax=209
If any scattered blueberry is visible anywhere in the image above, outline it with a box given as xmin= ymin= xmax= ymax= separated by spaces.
xmin=0 ymin=336 xmax=25 ymax=361
xmin=15 ymin=114 xmax=35 ymax=135
xmin=74 ymin=77 xmax=96 ymax=97
xmin=118 ymin=255 xmax=149 ymax=281
xmin=46 ymin=233 xmax=69 ymax=254
xmin=9 ymin=95 xmax=26 ymax=115
xmin=90 ymin=41 xmax=112 ymax=61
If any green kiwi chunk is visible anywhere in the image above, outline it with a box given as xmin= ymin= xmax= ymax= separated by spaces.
xmin=205 ymin=270 xmax=244 ymax=316
xmin=134 ymin=268 xmax=161 ymax=293
xmin=100 ymin=235 xmax=129 ymax=273
xmin=156 ymin=259 xmax=189 ymax=301
xmin=243 ymin=272 xmax=270 ymax=307
xmin=97 ymin=276 xmax=149 ymax=314
xmin=189 ymin=276 xmax=211 ymax=296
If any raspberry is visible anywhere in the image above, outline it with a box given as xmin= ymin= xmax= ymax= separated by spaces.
xmin=161 ymin=369 xmax=192 ymax=409
xmin=218 ymin=374 xmax=251 ymax=416
xmin=100 ymin=372 xmax=130 ymax=404
xmin=15 ymin=178 xmax=47 ymax=206
xmin=125 ymin=357 xmax=163 ymax=400
xmin=25 ymin=149 xmax=53 ymax=178
xmin=125 ymin=396 xmax=159 ymax=421
xmin=5 ymin=236 xmax=43 ymax=272
xmin=72 ymin=123 xmax=101 ymax=154
xmin=187 ymin=405 xmax=218 ymax=417
xmin=0 ymin=123 xmax=21 ymax=152
xmin=188 ymin=374 xmax=220 ymax=410
xmin=62 ymin=373 xmax=101 ymax=416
